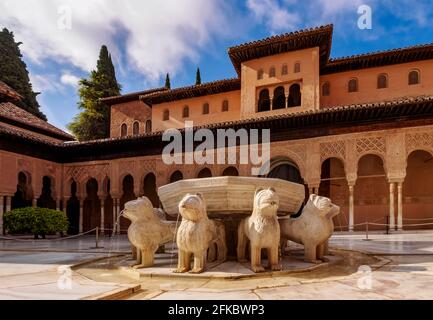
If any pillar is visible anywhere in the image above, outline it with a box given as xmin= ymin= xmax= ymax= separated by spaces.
xmin=79 ymin=198 xmax=84 ymax=234
xmin=348 ymin=185 xmax=354 ymax=232
xmin=389 ymin=182 xmax=396 ymax=231
xmin=62 ymin=197 xmax=69 ymax=215
xmin=0 ymin=195 xmax=4 ymax=235
xmin=32 ymin=197 xmax=37 ymax=208
xmin=117 ymin=199 xmax=121 ymax=235
xmin=397 ymin=182 xmax=403 ymax=231
xmin=100 ymin=197 xmax=105 ymax=235
xmin=112 ymin=198 xmax=118 ymax=234
xmin=56 ymin=198 xmax=61 ymax=211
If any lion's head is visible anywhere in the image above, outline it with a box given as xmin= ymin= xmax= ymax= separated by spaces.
xmin=253 ymin=187 xmax=279 ymax=218
xmin=123 ymin=196 xmax=157 ymax=222
xmin=308 ymin=194 xmax=340 ymax=219
xmin=178 ymin=193 xmax=207 ymax=222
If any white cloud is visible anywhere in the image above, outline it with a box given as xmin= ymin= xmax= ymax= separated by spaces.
xmin=60 ymin=73 xmax=80 ymax=87
xmin=0 ymin=0 xmax=230 ymax=83
xmin=29 ymin=73 xmax=64 ymax=93
xmin=246 ymin=0 xmax=301 ymax=33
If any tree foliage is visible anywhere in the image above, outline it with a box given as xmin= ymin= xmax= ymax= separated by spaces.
xmin=68 ymin=45 xmax=121 ymax=141
xmin=0 ymin=28 xmax=46 ymax=120
xmin=195 ymin=67 xmax=201 ymax=85
xmin=165 ymin=73 xmax=171 ymax=89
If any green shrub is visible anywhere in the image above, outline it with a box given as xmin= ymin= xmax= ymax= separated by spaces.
xmin=4 ymin=207 xmax=69 ymax=237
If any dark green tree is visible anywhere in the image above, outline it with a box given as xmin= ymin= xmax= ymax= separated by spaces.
xmin=165 ymin=73 xmax=171 ymax=89
xmin=68 ymin=45 xmax=121 ymax=141
xmin=0 ymin=28 xmax=46 ymax=120
xmin=195 ymin=67 xmax=201 ymax=85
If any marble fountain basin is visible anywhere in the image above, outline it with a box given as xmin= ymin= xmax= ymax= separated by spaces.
xmin=158 ymin=176 xmax=305 ymax=217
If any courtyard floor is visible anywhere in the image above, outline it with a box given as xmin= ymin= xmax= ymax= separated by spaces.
xmin=1 ymin=231 xmax=433 ymax=299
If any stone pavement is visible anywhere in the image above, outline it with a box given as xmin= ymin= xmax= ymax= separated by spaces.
xmin=2 ymin=232 xmax=433 ymax=299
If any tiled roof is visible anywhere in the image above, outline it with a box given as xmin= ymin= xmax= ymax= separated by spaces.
xmin=0 ymin=102 xmax=74 ymax=141
xmin=140 ymin=78 xmax=240 ymax=105
xmin=0 ymin=81 xmax=22 ymax=101
xmin=228 ymin=25 xmax=333 ymax=74
xmin=322 ymin=42 xmax=433 ymax=74
xmin=100 ymin=87 xmax=168 ymax=105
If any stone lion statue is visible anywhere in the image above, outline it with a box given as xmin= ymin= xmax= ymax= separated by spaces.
xmin=174 ymin=193 xmax=227 ymax=274
xmin=279 ymin=194 xmax=340 ymax=263
xmin=237 ymin=188 xmax=281 ymax=273
xmin=123 ymin=196 xmax=177 ymax=268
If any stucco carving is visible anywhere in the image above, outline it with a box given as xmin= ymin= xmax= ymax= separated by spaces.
xmin=123 ymin=196 xmax=176 ymax=268
xmin=65 ymin=164 xmax=109 ymax=184
xmin=237 ymin=188 xmax=281 ymax=273
xmin=174 ymin=193 xmax=227 ymax=274
xmin=320 ymin=140 xmax=346 ymax=162
xmin=279 ymin=194 xmax=340 ymax=263
xmin=406 ymin=132 xmax=433 ymax=155
xmin=356 ymin=136 xmax=386 ymax=157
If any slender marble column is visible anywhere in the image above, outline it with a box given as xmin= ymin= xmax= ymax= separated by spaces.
xmin=79 ymin=199 xmax=84 ymax=234
xmin=389 ymin=183 xmax=396 ymax=231
xmin=32 ymin=198 xmax=37 ymax=208
xmin=5 ymin=196 xmax=11 ymax=212
xmin=100 ymin=198 xmax=105 ymax=235
xmin=112 ymin=199 xmax=118 ymax=234
xmin=397 ymin=182 xmax=403 ymax=231
xmin=56 ymin=198 xmax=61 ymax=211
xmin=117 ymin=200 xmax=121 ymax=235
xmin=349 ymin=185 xmax=355 ymax=232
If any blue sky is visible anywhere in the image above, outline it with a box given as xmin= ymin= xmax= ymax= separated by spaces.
xmin=2 ymin=0 xmax=433 ymax=132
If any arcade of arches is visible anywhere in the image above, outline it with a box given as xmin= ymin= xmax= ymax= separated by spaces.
xmin=1 ymin=126 xmax=433 ymax=235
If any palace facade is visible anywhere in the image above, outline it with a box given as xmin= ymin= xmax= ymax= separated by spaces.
xmin=1 ymin=25 xmax=433 ymax=235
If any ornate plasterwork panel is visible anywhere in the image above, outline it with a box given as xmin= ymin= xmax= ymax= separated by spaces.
xmin=320 ymin=140 xmax=346 ymax=162
xmin=355 ymin=136 xmax=386 ymax=157
xmin=406 ymin=132 xmax=433 ymax=155
xmin=65 ymin=164 xmax=109 ymax=183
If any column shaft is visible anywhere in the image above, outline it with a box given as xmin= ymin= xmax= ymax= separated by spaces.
xmin=389 ymin=183 xmax=396 ymax=231
xmin=79 ymin=199 xmax=84 ymax=234
xmin=349 ymin=185 xmax=354 ymax=232
xmin=100 ymin=198 xmax=105 ymax=235
xmin=0 ymin=195 xmax=4 ymax=235
xmin=397 ymin=182 xmax=403 ymax=231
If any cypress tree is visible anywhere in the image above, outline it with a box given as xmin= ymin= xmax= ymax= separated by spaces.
xmin=68 ymin=45 xmax=121 ymax=141
xmin=195 ymin=67 xmax=201 ymax=85
xmin=0 ymin=28 xmax=46 ymax=120
xmin=165 ymin=73 xmax=171 ymax=89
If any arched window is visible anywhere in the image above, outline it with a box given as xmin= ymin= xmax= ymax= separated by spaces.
xmin=348 ymin=78 xmax=358 ymax=93
xmin=409 ymin=69 xmax=420 ymax=85
xmin=183 ymin=105 xmax=189 ymax=118
xmin=132 ymin=121 xmax=139 ymax=135
xmin=163 ymin=109 xmax=169 ymax=121
xmin=294 ymin=62 xmax=301 ymax=73
xmin=120 ymin=123 xmax=127 ymax=137
xmin=322 ymin=82 xmax=330 ymax=96
xmin=272 ymin=86 xmax=286 ymax=110
xmin=197 ymin=168 xmax=212 ymax=178
xmin=287 ymin=84 xmax=301 ymax=107
xmin=257 ymin=89 xmax=270 ymax=112
xmin=377 ymin=74 xmax=388 ymax=89
xmin=202 ymin=103 xmax=209 ymax=115
xmin=170 ymin=170 xmax=183 ymax=183
xmin=222 ymin=166 xmax=239 ymax=176
xmin=269 ymin=66 xmax=276 ymax=78
xmin=257 ymin=69 xmax=264 ymax=80
xmin=222 ymin=100 xmax=229 ymax=112
xmin=281 ymin=64 xmax=288 ymax=75
xmin=145 ymin=120 xmax=152 ymax=133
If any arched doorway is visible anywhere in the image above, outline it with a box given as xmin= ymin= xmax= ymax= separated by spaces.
xmin=272 ymin=86 xmax=286 ymax=110
xmin=37 ymin=176 xmax=56 ymax=209
xmin=287 ymin=84 xmax=301 ymax=107
xmin=257 ymin=89 xmax=270 ymax=112
xmin=222 ymin=166 xmax=239 ymax=176
xmin=83 ymin=178 xmax=100 ymax=232
xmin=170 ymin=170 xmax=183 ymax=183
xmin=197 ymin=168 xmax=212 ymax=178
xmin=404 ymin=150 xmax=433 ymax=230
xmin=120 ymin=175 xmax=135 ymax=232
xmin=11 ymin=171 xmax=32 ymax=209
xmin=143 ymin=173 xmax=159 ymax=207
xmin=319 ymin=158 xmax=349 ymax=231
xmin=66 ymin=181 xmax=79 ymax=235
xmin=355 ymin=154 xmax=388 ymax=230
xmin=268 ymin=162 xmax=303 ymax=184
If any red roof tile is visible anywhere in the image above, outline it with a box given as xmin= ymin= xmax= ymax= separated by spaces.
xmin=0 ymin=102 xmax=74 ymax=141
xmin=0 ymin=81 xmax=22 ymax=101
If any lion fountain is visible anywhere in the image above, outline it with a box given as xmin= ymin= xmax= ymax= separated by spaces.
xmin=120 ymin=177 xmax=341 ymax=275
